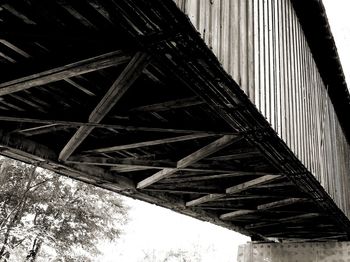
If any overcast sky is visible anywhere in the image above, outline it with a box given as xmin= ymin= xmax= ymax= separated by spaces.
xmin=98 ymin=1 xmax=350 ymax=261
xmin=323 ymin=0 xmax=350 ymax=87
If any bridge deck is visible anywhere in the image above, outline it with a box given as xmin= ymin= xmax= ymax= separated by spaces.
xmin=0 ymin=0 xmax=349 ymax=241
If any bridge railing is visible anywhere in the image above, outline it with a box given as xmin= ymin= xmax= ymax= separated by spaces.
xmin=175 ymin=0 xmax=350 ymax=218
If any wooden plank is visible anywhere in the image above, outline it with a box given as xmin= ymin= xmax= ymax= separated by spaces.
xmin=58 ymin=1 xmax=97 ymax=30
xmin=141 ymin=188 xmax=211 ymax=195
xmin=0 ymin=129 xmax=135 ymax=190
xmin=59 ymin=52 xmax=150 ymax=161
xmin=220 ymin=210 xmax=256 ymax=220
xmin=253 ymin=0 xmax=259 ymax=107
xmin=247 ymin=0 xmax=254 ymax=101
xmin=129 ymin=96 xmax=204 ymax=112
xmin=226 ymin=175 xmax=281 ymax=194
xmin=0 ymin=39 xmax=31 ymax=58
xmin=186 ymin=175 xmax=281 ymax=207
xmin=186 ymin=193 xmax=226 ymax=207
xmin=64 ymin=79 xmax=95 ymax=96
xmin=177 ymin=135 xmax=238 ymax=168
xmin=0 ymin=50 xmax=132 ymax=96
xmin=0 ymin=116 xmax=232 ymax=135
xmin=84 ymin=133 xmax=215 ymax=153
xmin=2 ymin=4 xmax=36 ymax=25
xmin=136 ymin=168 xmax=178 ymax=189
xmin=257 ymin=198 xmax=307 ymax=210
xmin=9 ymin=94 xmax=46 ymax=112
xmin=206 ymin=150 xmax=260 ymax=161
xmin=255 ymin=181 xmax=293 ymax=188
xmin=17 ymin=124 xmax=71 ymax=136
xmin=136 ymin=135 xmax=238 ymax=189
xmin=239 ymin=0 xmax=248 ymax=94
xmin=246 ymin=213 xmax=321 ymax=229
xmin=163 ymin=171 xmax=280 ymax=183
xmin=107 ymin=165 xmax=154 ymax=173
xmin=64 ymin=155 xmax=259 ymax=174
xmin=232 ymin=0 xmax=240 ymax=82
xmin=0 ymin=52 xmax=16 ymax=63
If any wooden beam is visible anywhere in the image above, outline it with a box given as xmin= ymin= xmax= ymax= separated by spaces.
xmin=17 ymin=124 xmax=72 ymax=136
xmin=220 ymin=210 xmax=257 ymax=220
xmin=177 ymin=135 xmax=239 ymax=168
xmin=129 ymin=96 xmax=204 ymax=112
xmin=0 ymin=39 xmax=31 ymax=58
xmin=0 ymin=50 xmax=132 ymax=96
xmin=64 ymin=79 xmax=95 ymax=96
xmin=141 ymin=188 xmax=213 ymax=195
xmin=245 ymin=213 xmax=321 ymax=229
xmin=257 ymin=198 xmax=308 ymax=210
xmin=162 ymin=171 xmax=280 ymax=183
xmin=186 ymin=175 xmax=281 ymax=207
xmin=225 ymin=175 xmax=281 ymax=194
xmin=110 ymin=165 xmax=155 ymax=173
xmin=67 ymin=155 xmax=253 ymax=173
xmin=186 ymin=193 xmax=226 ymax=207
xmin=0 ymin=129 xmax=134 ymax=191
xmin=59 ymin=52 xmax=150 ymax=161
xmin=255 ymin=182 xmax=294 ymax=188
xmin=206 ymin=150 xmax=261 ymax=161
xmin=0 ymin=116 xmax=234 ymax=135
xmin=84 ymin=133 xmax=215 ymax=153
xmin=136 ymin=135 xmax=238 ymax=189
xmin=137 ymin=168 xmax=178 ymax=189
xmin=219 ymin=198 xmax=308 ymax=221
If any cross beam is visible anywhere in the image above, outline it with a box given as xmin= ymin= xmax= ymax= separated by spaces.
xmin=0 ymin=50 xmax=132 ymax=96
xmin=84 ymin=133 xmax=216 ymax=153
xmin=219 ymin=198 xmax=308 ymax=221
xmin=59 ymin=52 xmax=151 ymax=161
xmin=0 ymin=116 xmax=231 ymax=135
xmin=136 ymin=135 xmax=239 ymax=189
xmin=186 ymin=175 xmax=281 ymax=207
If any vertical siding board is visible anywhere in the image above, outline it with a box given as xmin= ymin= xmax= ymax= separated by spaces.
xmin=253 ymin=0 xmax=260 ymax=107
xmin=240 ymin=0 xmax=248 ymax=95
xmin=263 ymin=0 xmax=270 ymax=122
xmin=296 ymin=19 xmax=303 ymax=159
xmin=232 ymin=0 xmax=240 ymax=83
xmin=286 ymin=0 xmax=292 ymax=148
xmin=210 ymin=0 xmax=219 ymax=57
xmin=280 ymin=0 xmax=287 ymax=142
xmin=302 ymin=37 xmax=309 ymax=174
xmin=315 ymin=57 xmax=322 ymax=181
xmin=291 ymin=4 xmax=297 ymax=154
xmin=312 ymin=59 xmax=319 ymax=174
xmin=221 ymin=0 xmax=230 ymax=71
xmin=247 ymin=0 xmax=255 ymax=102
xmin=268 ymin=0 xmax=275 ymax=130
xmin=259 ymin=0 xmax=265 ymax=116
xmin=274 ymin=0 xmax=281 ymax=135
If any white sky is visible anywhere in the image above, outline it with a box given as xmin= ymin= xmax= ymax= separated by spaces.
xmin=323 ymin=0 xmax=350 ymax=87
xmin=97 ymin=1 xmax=350 ymax=261
xmin=99 ymin=197 xmax=249 ymax=261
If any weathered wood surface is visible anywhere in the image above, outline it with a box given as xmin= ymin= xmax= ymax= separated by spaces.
xmin=58 ymin=52 xmax=150 ymax=161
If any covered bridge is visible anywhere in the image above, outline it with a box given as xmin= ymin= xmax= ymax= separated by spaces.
xmin=0 ymin=0 xmax=349 ymax=241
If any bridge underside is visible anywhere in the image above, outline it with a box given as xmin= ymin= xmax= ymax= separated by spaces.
xmin=0 ymin=0 xmax=350 ymax=241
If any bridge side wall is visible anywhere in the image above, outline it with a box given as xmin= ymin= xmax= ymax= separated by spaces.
xmin=175 ymin=0 xmax=350 ymax=217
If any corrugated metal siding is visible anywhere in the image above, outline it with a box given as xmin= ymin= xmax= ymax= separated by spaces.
xmin=175 ymin=0 xmax=350 ymax=218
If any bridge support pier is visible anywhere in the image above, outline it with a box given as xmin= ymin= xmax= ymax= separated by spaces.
xmin=237 ymin=241 xmax=350 ymax=262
